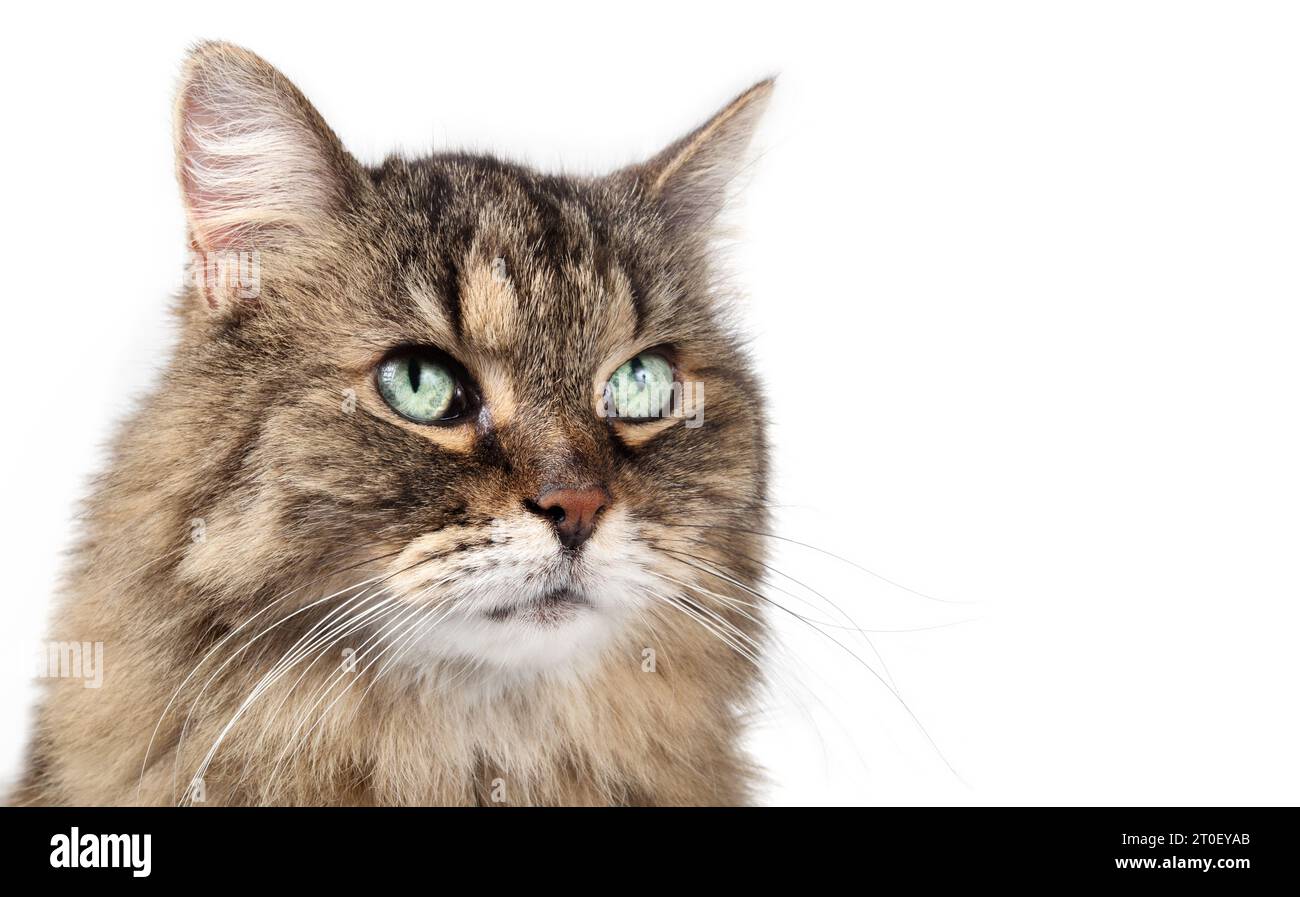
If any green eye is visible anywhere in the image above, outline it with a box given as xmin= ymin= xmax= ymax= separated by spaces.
xmin=605 ymin=351 xmax=675 ymax=420
xmin=376 ymin=350 xmax=468 ymax=423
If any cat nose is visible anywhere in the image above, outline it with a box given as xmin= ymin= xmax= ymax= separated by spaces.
xmin=526 ymin=486 xmax=611 ymax=550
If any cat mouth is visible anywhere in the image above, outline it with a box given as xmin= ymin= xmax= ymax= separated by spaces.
xmin=482 ymin=588 xmax=591 ymax=625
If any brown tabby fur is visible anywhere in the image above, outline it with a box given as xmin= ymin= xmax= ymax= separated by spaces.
xmin=13 ymin=42 xmax=772 ymax=806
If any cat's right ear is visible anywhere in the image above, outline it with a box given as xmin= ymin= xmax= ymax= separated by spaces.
xmin=174 ymin=42 xmax=364 ymax=309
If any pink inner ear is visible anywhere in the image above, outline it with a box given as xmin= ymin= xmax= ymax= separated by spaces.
xmin=176 ymin=64 xmax=338 ymax=259
xmin=178 ymin=94 xmax=249 ymax=253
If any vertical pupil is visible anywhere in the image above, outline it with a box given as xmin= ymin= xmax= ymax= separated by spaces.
xmin=407 ymin=359 xmax=421 ymax=392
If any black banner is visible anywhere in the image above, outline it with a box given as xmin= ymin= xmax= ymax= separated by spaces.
xmin=1 ymin=807 xmax=1293 ymax=884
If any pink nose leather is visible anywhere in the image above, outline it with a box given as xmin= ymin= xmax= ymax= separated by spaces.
xmin=530 ymin=486 xmax=611 ymax=550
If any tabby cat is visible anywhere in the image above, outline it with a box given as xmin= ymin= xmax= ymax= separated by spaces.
xmin=15 ymin=42 xmax=772 ymax=806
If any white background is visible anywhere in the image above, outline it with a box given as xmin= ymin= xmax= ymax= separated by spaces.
xmin=2 ymin=1 xmax=1298 ymax=805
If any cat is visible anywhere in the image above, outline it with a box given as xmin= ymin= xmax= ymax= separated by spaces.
xmin=13 ymin=41 xmax=772 ymax=806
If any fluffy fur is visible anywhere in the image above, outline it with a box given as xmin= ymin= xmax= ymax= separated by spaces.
xmin=14 ymin=42 xmax=772 ymax=806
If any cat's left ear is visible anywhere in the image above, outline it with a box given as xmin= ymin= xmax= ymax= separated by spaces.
xmin=632 ymin=78 xmax=774 ymax=232
xmin=174 ymin=42 xmax=366 ymax=308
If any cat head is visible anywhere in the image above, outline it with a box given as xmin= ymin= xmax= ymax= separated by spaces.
xmin=169 ymin=42 xmax=770 ymax=676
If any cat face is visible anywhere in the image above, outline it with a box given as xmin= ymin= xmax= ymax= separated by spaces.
xmin=171 ymin=43 xmax=770 ymax=677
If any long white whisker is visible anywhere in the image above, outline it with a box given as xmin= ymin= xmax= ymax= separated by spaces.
xmin=265 ymin=593 xmax=461 ymax=787
xmin=660 ymin=547 xmax=900 ymax=693
xmin=140 ymin=547 xmax=409 ymax=800
xmin=656 ymin=521 xmax=971 ymax=605
xmin=154 ymin=574 xmax=385 ymax=802
xmin=178 ymin=584 xmax=401 ymax=803
xmin=643 ymin=588 xmax=762 ymax=668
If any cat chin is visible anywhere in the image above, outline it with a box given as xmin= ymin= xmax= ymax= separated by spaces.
xmin=401 ymin=604 xmax=630 ymax=683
